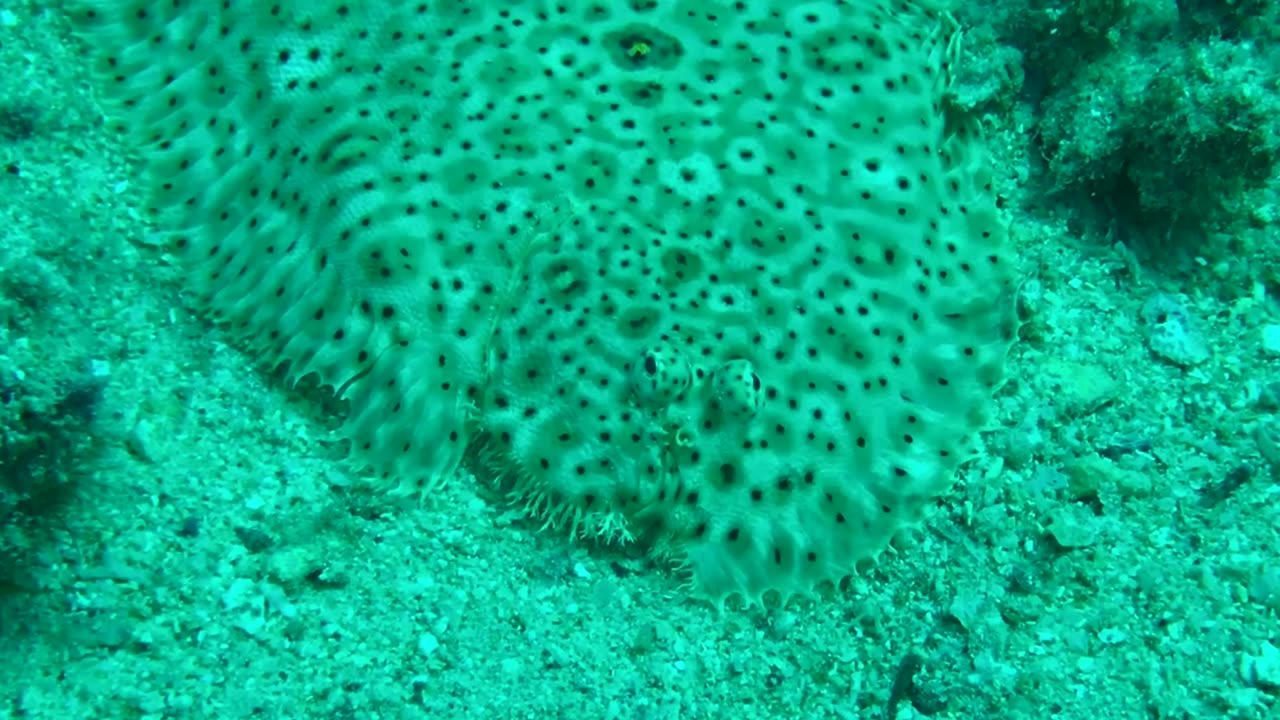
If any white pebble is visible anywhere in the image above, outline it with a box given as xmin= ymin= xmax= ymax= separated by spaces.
xmin=1261 ymin=325 xmax=1280 ymax=357
xmin=417 ymin=633 xmax=440 ymax=657
xmin=1241 ymin=641 xmax=1280 ymax=687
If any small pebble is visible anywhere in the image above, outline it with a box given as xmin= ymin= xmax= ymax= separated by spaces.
xmin=417 ymin=633 xmax=439 ymax=657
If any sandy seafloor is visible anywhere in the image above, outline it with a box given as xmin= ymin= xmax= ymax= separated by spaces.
xmin=0 ymin=4 xmax=1278 ymax=720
